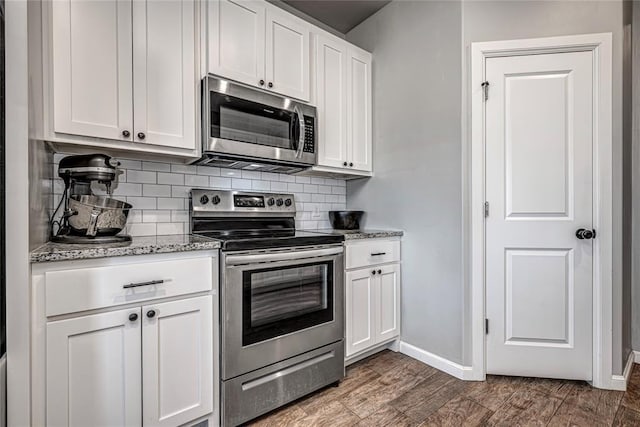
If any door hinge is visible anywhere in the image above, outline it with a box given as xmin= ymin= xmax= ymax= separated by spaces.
xmin=484 ymin=201 xmax=490 ymax=218
xmin=481 ymin=81 xmax=490 ymax=101
xmin=485 ymin=318 xmax=489 ymax=335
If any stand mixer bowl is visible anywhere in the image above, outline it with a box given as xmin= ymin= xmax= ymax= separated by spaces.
xmin=67 ymin=195 xmax=132 ymax=237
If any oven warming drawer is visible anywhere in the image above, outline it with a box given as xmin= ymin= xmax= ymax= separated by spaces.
xmin=221 ymin=340 xmax=344 ymax=426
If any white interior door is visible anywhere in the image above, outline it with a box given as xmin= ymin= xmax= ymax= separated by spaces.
xmin=485 ymin=50 xmax=594 ymax=380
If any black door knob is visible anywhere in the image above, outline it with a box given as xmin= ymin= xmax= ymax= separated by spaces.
xmin=122 ymin=130 xmax=130 ymax=138
xmin=259 ymin=79 xmax=265 ymax=86
xmin=137 ymin=132 xmax=146 ymax=140
xmin=146 ymin=309 xmax=156 ymax=318
xmin=129 ymin=313 xmax=138 ymax=321
xmin=268 ymin=82 xmax=273 ymax=88
xmin=576 ymin=228 xmax=596 ymax=239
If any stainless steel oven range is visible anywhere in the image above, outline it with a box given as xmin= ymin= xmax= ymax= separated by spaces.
xmin=190 ymin=189 xmax=345 ymax=426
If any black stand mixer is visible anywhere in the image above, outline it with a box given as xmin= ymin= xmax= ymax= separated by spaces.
xmin=50 ymin=154 xmax=132 ymax=244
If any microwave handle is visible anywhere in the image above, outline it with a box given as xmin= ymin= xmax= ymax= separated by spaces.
xmin=293 ymin=104 xmax=305 ymax=158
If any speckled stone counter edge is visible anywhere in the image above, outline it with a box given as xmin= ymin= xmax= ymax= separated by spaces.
xmin=30 ymin=236 xmax=221 ymax=263
xmin=313 ymin=229 xmax=404 ymax=240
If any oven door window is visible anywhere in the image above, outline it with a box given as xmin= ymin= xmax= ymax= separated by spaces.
xmin=210 ymin=92 xmax=298 ymax=150
xmin=242 ymin=261 xmax=333 ymax=346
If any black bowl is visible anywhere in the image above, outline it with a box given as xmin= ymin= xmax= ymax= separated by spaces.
xmin=329 ymin=211 xmax=364 ymax=230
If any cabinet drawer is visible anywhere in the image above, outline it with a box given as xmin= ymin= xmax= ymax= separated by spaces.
xmin=346 ymin=239 xmax=400 ymax=269
xmin=45 ymin=257 xmax=213 ymax=317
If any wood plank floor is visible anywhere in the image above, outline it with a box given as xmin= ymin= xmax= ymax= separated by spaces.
xmin=248 ymin=350 xmax=640 ymax=426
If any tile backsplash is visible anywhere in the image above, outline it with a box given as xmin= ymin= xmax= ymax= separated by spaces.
xmin=52 ymin=153 xmax=346 ymax=237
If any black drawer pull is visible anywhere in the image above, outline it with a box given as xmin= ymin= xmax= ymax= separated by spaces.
xmin=123 ymin=279 xmax=164 ymax=289
xmin=371 ymin=252 xmax=387 ymax=256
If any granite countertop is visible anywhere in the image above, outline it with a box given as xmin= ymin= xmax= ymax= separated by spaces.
xmin=30 ymin=234 xmax=221 ymax=263
xmin=314 ymin=229 xmax=404 ymax=240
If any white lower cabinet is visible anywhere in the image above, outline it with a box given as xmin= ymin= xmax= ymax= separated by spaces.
xmin=345 ymin=238 xmax=401 ymax=359
xmin=46 ymin=308 xmax=143 ymax=427
xmin=142 ymin=296 xmax=213 ymax=427
xmin=34 ymin=252 xmax=218 ymax=427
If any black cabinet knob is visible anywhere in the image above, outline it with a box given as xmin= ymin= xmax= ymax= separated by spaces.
xmin=349 ymin=162 xmax=354 ymax=167
xmin=129 ymin=313 xmax=138 ymax=322
xmin=259 ymin=79 xmax=265 ymax=86
xmin=372 ymin=270 xmax=376 ymax=275
xmin=377 ymin=269 xmax=382 ymax=274
xmin=122 ymin=130 xmax=130 ymax=138
xmin=343 ymin=162 xmax=348 ymax=166
xmin=146 ymin=310 xmax=156 ymax=318
xmin=576 ymin=228 xmax=596 ymax=240
xmin=268 ymin=82 xmax=273 ymax=88
xmin=137 ymin=132 xmax=146 ymax=140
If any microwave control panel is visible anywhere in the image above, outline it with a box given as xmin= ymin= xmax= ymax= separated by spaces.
xmin=303 ymin=116 xmax=315 ymax=153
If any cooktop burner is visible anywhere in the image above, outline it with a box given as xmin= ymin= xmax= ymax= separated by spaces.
xmin=189 ymin=189 xmax=343 ymax=251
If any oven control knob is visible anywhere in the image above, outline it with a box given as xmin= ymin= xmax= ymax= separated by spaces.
xmin=276 ymin=198 xmax=284 ymax=206
xmin=199 ymin=195 xmax=209 ymax=205
xmin=267 ymin=197 xmax=275 ymax=206
xmin=211 ymin=195 xmax=221 ymax=205
xmin=284 ymin=198 xmax=292 ymax=207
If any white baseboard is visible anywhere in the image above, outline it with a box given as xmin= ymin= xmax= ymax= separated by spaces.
xmin=399 ymin=341 xmax=476 ymax=380
xmin=634 ymin=350 xmax=640 ymax=364
xmin=610 ymin=350 xmax=635 ymax=391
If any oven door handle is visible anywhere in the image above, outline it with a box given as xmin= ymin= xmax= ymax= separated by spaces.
xmin=226 ymin=246 xmax=343 ymax=266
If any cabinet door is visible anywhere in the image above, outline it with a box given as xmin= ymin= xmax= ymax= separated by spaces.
xmin=133 ymin=0 xmax=197 ymax=150
xmin=46 ymin=308 xmax=142 ymax=427
xmin=347 ymin=46 xmax=373 ymax=172
xmin=345 ymin=268 xmax=376 ymax=357
xmin=51 ymin=0 xmax=133 ymax=141
xmin=376 ymin=263 xmax=401 ymax=343
xmin=142 ymin=296 xmax=214 ymax=426
xmin=208 ymin=0 xmax=266 ymax=88
xmin=315 ymin=34 xmax=348 ymax=169
xmin=265 ymin=7 xmax=310 ymax=101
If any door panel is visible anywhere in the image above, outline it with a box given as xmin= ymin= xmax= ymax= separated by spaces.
xmin=51 ymin=0 xmax=133 ymax=141
xmin=315 ymin=34 xmax=348 ymax=169
xmin=377 ymin=264 xmax=400 ymax=343
xmin=46 ymin=308 xmax=142 ymax=427
xmin=348 ymin=47 xmax=372 ymax=172
xmin=485 ymin=51 xmax=593 ymax=380
xmin=142 ymin=296 xmax=213 ymax=427
xmin=265 ymin=8 xmax=310 ymax=101
xmin=133 ymin=0 xmax=196 ymax=149
xmin=209 ymin=0 xmax=265 ymax=87
xmin=345 ymin=268 xmax=375 ymax=357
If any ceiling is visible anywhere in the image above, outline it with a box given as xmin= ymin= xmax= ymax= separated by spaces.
xmin=281 ymin=0 xmax=391 ymax=34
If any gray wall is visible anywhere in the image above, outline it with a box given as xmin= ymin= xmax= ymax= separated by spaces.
xmin=347 ymin=0 xmax=629 ymax=371
xmin=347 ymin=0 xmax=465 ymax=363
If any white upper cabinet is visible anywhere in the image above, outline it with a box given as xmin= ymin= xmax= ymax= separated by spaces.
xmin=208 ymin=0 xmax=266 ymax=88
xmin=47 ymin=0 xmax=198 ymax=155
xmin=51 ymin=0 xmax=133 ymax=142
xmin=348 ymin=46 xmax=373 ymax=172
xmin=265 ymin=7 xmax=310 ymax=101
xmin=314 ymin=35 xmax=373 ymax=174
xmin=133 ymin=0 xmax=197 ymax=150
xmin=315 ymin=33 xmax=348 ymax=169
xmin=207 ymin=0 xmax=310 ymax=101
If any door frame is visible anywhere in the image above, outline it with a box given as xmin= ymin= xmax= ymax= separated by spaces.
xmin=470 ymin=33 xmax=613 ymax=388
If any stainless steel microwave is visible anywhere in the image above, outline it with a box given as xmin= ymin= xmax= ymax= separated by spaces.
xmin=193 ymin=75 xmax=317 ymax=173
